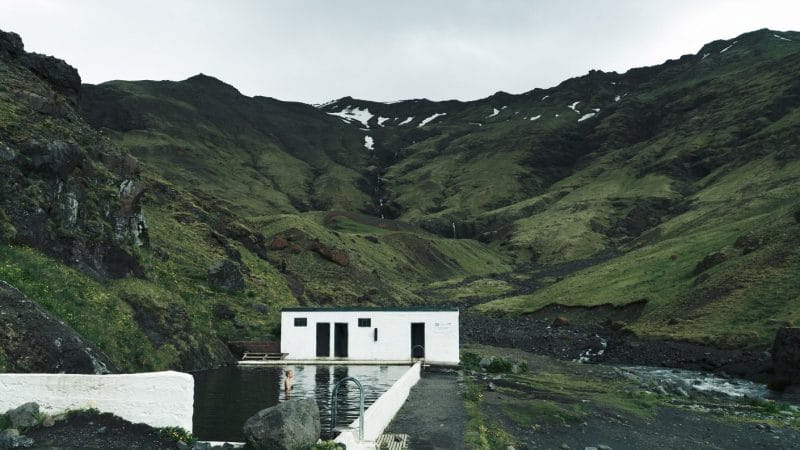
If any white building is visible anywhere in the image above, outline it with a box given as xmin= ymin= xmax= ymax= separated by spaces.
xmin=280 ymin=307 xmax=459 ymax=365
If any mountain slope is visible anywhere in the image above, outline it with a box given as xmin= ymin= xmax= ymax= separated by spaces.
xmin=1 ymin=28 xmax=799 ymax=373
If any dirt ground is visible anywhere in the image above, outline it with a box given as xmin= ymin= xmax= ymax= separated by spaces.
xmin=24 ymin=411 xmax=177 ymax=449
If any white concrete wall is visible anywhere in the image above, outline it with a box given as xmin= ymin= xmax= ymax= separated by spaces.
xmin=335 ymin=362 xmax=422 ymax=449
xmin=0 ymin=371 xmax=194 ymax=431
xmin=280 ymin=310 xmax=459 ymax=365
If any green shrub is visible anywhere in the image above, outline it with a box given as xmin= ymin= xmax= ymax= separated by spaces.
xmin=465 ymin=379 xmax=484 ymax=402
xmin=460 ymin=351 xmax=481 ymax=371
xmin=308 ymin=441 xmax=346 ymax=450
xmin=486 ymin=357 xmax=513 ymax=373
xmin=157 ymin=426 xmax=196 ymax=445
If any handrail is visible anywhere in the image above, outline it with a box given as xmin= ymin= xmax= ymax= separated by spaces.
xmin=330 ymin=376 xmax=365 ymax=440
xmin=412 ymin=344 xmax=425 ymax=359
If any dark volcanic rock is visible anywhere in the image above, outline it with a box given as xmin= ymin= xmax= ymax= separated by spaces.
xmin=24 ymin=139 xmax=82 ymax=180
xmin=1 ymin=29 xmax=81 ymax=102
xmin=5 ymin=402 xmax=39 ymax=428
xmin=772 ymin=327 xmax=800 ymax=388
xmin=212 ymin=303 xmax=236 ymax=321
xmin=242 ymin=399 xmax=320 ymax=450
xmin=20 ymin=52 xmax=81 ymax=102
xmin=0 ymin=281 xmax=117 ymax=373
xmin=733 ymin=232 xmax=764 ymax=255
xmin=0 ymin=30 xmax=24 ymax=57
xmin=310 ymin=240 xmax=350 ymax=266
xmin=552 ymin=316 xmax=571 ymax=327
xmin=0 ymin=429 xmax=34 ymax=449
xmin=208 ymin=260 xmax=245 ymax=292
xmin=692 ymin=251 xmax=727 ymax=276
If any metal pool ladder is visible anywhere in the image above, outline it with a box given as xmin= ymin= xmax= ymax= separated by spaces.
xmin=330 ymin=376 xmax=365 ymax=440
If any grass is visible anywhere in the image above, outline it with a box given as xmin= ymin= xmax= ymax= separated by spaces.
xmin=478 ymin=156 xmax=800 ymax=348
xmin=459 ymin=344 xmax=800 ymax=447
xmin=3 ymin=29 xmax=800 ymax=373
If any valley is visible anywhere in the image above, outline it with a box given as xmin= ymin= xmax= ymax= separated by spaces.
xmin=0 ymin=26 xmax=798 ymax=386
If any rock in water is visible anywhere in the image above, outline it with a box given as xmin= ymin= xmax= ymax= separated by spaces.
xmin=772 ymin=327 xmax=800 ymax=387
xmin=242 ymin=399 xmax=320 ymax=450
xmin=208 ymin=260 xmax=245 ymax=292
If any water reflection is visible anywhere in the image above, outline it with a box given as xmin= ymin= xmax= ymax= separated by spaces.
xmin=193 ymin=365 xmax=408 ymax=441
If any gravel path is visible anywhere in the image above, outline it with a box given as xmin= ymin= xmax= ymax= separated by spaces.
xmin=385 ymin=368 xmax=467 ymax=450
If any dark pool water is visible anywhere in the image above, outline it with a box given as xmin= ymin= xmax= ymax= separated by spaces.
xmin=192 ymin=364 xmax=409 ymax=441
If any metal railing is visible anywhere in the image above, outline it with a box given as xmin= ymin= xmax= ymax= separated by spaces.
xmin=330 ymin=376 xmax=365 ymax=440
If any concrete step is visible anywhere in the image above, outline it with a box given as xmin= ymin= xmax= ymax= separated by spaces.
xmin=376 ymin=433 xmax=409 ymax=450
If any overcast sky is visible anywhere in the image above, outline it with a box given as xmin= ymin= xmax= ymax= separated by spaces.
xmin=2 ymin=1 xmax=799 ymax=104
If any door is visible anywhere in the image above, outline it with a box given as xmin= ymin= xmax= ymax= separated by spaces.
xmin=411 ymin=322 xmax=425 ymax=358
xmin=334 ymin=322 xmax=348 ymax=357
xmin=316 ymin=323 xmax=330 ymax=357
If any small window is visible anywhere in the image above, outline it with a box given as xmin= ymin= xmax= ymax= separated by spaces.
xmin=358 ymin=318 xmax=371 ymax=327
xmin=294 ymin=317 xmax=307 ymax=327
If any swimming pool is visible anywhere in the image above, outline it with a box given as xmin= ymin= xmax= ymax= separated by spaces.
xmin=192 ymin=364 xmax=409 ymax=441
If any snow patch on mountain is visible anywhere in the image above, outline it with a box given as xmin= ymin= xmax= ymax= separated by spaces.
xmin=327 ymin=106 xmax=374 ymax=128
xmin=568 ymin=101 xmax=580 ymax=114
xmin=418 ymin=113 xmax=446 ymax=128
xmin=315 ymin=99 xmax=339 ymax=109
xmin=377 ymin=116 xmax=390 ymax=126
xmin=719 ymin=41 xmax=737 ymax=53
xmin=614 ymin=95 xmax=621 ymax=102
xmin=773 ymin=33 xmax=792 ymax=42
xmin=578 ymin=112 xmax=596 ymax=122
xmin=530 ymin=115 xmax=541 ymax=121
xmin=487 ymin=108 xmax=500 ymax=118
xmin=364 ymin=136 xmax=374 ymax=150
xmin=398 ymin=117 xmax=414 ymax=126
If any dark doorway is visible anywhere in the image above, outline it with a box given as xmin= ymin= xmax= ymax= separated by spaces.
xmin=316 ymin=323 xmax=330 ymax=357
xmin=411 ymin=322 xmax=425 ymax=358
xmin=334 ymin=322 xmax=349 ymax=357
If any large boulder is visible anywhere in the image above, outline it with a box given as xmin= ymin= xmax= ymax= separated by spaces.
xmin=5 ymin=402 xmax=39 ymax=429
xmin=208 ymin=260 xmax=245 ymax=292
xmin=773 ymin=327 xmax=800 ymax=388
xmin=242 ymin=399 xmax=320 ymax=450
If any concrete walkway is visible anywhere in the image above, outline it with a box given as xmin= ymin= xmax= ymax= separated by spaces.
xmin=384 ymin=369 xmax=467 ymax=450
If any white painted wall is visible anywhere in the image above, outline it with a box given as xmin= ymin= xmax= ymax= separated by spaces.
xmin=280 ymin=309 xmax=459 ymax=365
xmin=335 ymin=362 xmax=422 ymax=449
xmin=0 ymin=371 xmax=194 ymax=431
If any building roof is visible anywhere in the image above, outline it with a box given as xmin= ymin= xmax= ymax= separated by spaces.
xmin=282 ymin=306 xmax=459 ymax=312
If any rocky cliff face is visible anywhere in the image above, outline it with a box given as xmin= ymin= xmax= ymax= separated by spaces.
xmin=0 ymin=29 xmax=145 ymax=281
xmin=0 ymin=29 xmax=242 ymax=373
xmin=0 ymin=281 xmax=117 ymax=373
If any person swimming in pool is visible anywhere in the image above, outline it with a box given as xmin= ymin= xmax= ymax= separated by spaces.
xmin=284 ymin=369 xmax=294 ymax=398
